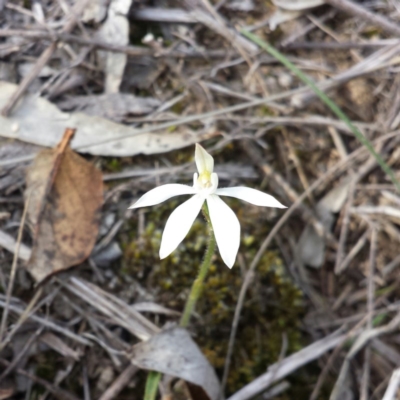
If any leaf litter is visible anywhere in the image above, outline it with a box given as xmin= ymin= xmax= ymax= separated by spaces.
xmin=0 ymin=81 xmax=215 ymax=157
xmin=1 ymin=0 xmax=400 ymax=399
xmin=25 ymin=128 xmax=103 ymax=283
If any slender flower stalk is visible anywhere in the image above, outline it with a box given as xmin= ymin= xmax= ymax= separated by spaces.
xmin=143 ymin=205 xmax=217 ymax=400
xmin=134 ymin=143 xmax=285 ymax=400
xmin=180 ymin=204 xmax=216 ymax=327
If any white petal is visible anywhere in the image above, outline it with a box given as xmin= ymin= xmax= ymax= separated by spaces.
xmin=159 ymin=194 xmax=205 ymax=259
xmin=195 ymin=143 xmax=214 ymax=174
xmin=129 ymin=184 xmax=196 ymax=209
xmin=207 ymin=195 xmax=240 ymax=268
xmin=215 ymin=187 xmax=286 ymax=208
xmin=193 ymin=172 xmax=198 ymax=187
xmin=210 ymin=173 xmax=219 ymax=191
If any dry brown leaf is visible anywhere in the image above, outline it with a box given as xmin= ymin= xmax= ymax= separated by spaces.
xmin=25 ymin=128 xmax=103 ymax=283
xmin=39 ymin=332 xmax=82 ymax=360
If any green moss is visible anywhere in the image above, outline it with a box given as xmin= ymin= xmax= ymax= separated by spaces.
xmin=122 ymin=197 xmax=304 ymax=394
xmin=171 ymin=100 xmax=185 ymax=115
xmin=34 ymin=351 xmax=80 ymax=397
xmin=35 ymin=352 xmax=58 ymax=381
xmin=102 ymin=157 xmax=123 ymax=173
xmin=372 ymin=312 xmax=388 ymax=327
xmin=167 ymin=125 xmax=178 ymax=133
xmin=255 ymin=105 xmax=276 ymax=117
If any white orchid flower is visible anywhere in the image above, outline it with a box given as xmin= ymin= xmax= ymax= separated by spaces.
xmin=129 ymin=144 xmax=286 ymax=268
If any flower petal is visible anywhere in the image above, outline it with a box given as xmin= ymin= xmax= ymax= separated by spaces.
xmin=129 ymin=184 xmax=196 ymax=209
xmin=207 ymin=195 xmax=240 ymax=268
xmin=159 ymin=194 xmax=205 ymax=259
xmin=215 ymin=187 xmax=286 ymax=208
xmin=195 ymin=143 xmax=214 ymax=174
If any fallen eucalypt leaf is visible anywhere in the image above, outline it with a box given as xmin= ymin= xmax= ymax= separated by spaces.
xmin=24 ymin=128 xmax=103 ymax=283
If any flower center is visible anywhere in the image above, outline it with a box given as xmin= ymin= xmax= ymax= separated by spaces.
xmin=197 ymin=171 xmax=212 ymax=189
xmin=193 ymin=171 xmax=218 ymax=195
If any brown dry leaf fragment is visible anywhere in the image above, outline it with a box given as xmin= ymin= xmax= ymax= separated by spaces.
xmin=0 ymin=383 xmax=15 ymax=400
xmin=131 ymin=327 xmax=220 ymax=400
xmin=39 ymin=332 xmax=82 ymax=361
xmin=345 ymin=78 xmax=373 ymax=121
xmin=25 ymin=128 xmax=103 ymax=283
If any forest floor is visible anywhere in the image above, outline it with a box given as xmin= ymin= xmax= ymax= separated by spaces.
xmin=1 ymin=0 xmax=400 ymax=399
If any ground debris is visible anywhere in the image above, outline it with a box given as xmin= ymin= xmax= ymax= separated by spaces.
xmin=1 ymin=0 xmax=400 ymax=398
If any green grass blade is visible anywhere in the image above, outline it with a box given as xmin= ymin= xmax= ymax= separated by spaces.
xmin=241 ymin=29 xmax=400 ymax=192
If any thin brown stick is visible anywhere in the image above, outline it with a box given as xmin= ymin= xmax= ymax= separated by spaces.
xmin=98 ymin=364 xmax=139 ymax=400
xmin=0 ymin=192 xmax=30 ymax=341
xmin=0 ymin=29 xmax=232 ymax=58
xmin=241 ymin=140 xmax=337 ymax=246
xmin=280 ymin=10 xmax=336 ymax=47
xmin=0 ymin=286 xmax=43 ymax=352
xmin=190 ymin=0 xmax=257 ymax=54
xmin=1 ymin=42 xmax=54 ymax=117
xmin=228 ymin=331 xmax=347 ymax=400
xmin=335 ymin=149 xmax=382 ymax=273
xmin=360 ymin=227 xmax=377 ymax=400
xmin=0 ymin=358 xmax=80 ymax=400
xmin=186 ymin=0 xmax=270 ymax=98
xmin=310 ymin=311 xmax=377 ymax=400
xmin=337 ymin=229 xmax=369 ymax=273
xmin=283 ymin=40 xmax=399 ymax=51
xmin=334 ymin=180 xmax=355 ymax=273
xmin=282 ymin=128 xmax=314 ymax=204
xmin=330 ymin=312 xmax=400 ymax=400
xmin=292 ymin=42 xmax=400 ymax=107
xmin=0 ymin=295 xmax=91 ymax=345
xmin=221 ymin=265 xmax=254 ymax=394
xmin=329 ymin=125 xmax=355 ymax=274
xmin=0 ymin=326 xmax=43 ymax=381
xmin=325 ymin=0 xmax=400 ymax=37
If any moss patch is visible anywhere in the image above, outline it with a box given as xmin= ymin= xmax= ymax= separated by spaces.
xmin=122 ymin=196 xmax=304 ymax=394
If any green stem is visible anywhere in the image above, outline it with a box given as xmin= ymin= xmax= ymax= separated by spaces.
xmin=143 ymin=205 xmax=216 ymax=399
xmin=241 ymin=29 xmax=400 ymax=193
xmin=180 ymin=207 xmax=216 ymax=327
xmin=144 ymin=371 xmax=160 ymax=400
